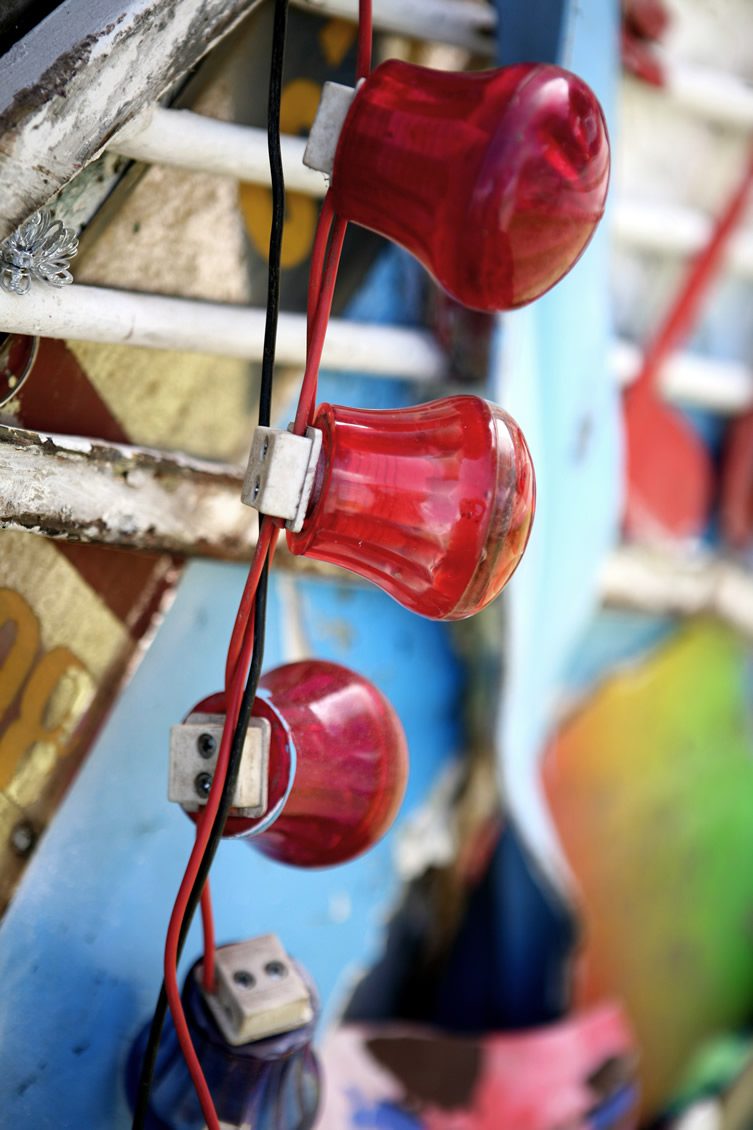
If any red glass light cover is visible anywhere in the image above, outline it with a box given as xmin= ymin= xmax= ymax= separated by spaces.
xmin=330 ymin=60 xmax=610 ymax=312
xmin=194 ymin=660 xmax=408 ymax=868
xmin=287 ymin=396 xmax=535 ymax=621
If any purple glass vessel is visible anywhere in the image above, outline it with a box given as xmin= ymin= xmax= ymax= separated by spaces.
xmin=126 ymin=958 xmax=321 ymax=1130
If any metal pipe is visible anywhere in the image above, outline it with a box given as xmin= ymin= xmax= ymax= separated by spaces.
xmin=0 ymin=284 xmax=446 ymax=380
xmin=112 ymin=107 xmax=327 ymax=196
xmin=614 ymin=199 xmax=753 ymax=280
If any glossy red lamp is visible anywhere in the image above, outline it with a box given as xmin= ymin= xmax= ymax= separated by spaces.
xmin=181 ymin=660 xmax=408 ymax=868
xmin=305 ymin=61 xmax=610 ymax=311
xmin=283 ymin=396 xmax=535 ymax=621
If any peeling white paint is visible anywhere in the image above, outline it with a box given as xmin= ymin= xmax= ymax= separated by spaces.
xmin=0 ymin=0 xmax=264 ymax=239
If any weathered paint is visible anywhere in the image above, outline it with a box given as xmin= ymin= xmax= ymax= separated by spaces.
xmin=0 ymin=425 xmax=253 ymax=559
xmin=0 ymin=0 xmax=264 ymax=240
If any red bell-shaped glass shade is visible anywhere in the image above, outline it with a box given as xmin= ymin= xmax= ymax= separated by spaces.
xmin=194 ymin=660 xmax=408 ymax=868
xmin=287 ymin=396 xmax=535 ymax=621
xmin=330 ymin=60 xmax=610 ymax=312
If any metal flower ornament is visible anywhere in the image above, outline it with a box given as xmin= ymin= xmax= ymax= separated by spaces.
xmin=0 ymin=210 xmax=78 ymax=295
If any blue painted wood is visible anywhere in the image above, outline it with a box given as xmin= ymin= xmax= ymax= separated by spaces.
xmin=493 ymin=0 xmax=621 ymax=889
xmin=0 ymin=565 xmax=461 ymax=1128
xmin=495 ymin=0 xmax=569 ymax=65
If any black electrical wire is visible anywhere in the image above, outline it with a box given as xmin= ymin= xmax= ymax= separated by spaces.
xmin=132 ymin=0 xmax=289 ymax=1123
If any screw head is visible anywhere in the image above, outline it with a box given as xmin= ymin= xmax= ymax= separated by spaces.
xmin=10 ymin=820 xmax=35 ymax=857
xmin=197 ymin=732 xmax=217 ymax=759
xmin=194 ymin=772 xmax=213 ymax=800
xmin=232 ymin=969 xmax=256 ymax=989
xmin=264 ymin=960 xmax=287 ymax=980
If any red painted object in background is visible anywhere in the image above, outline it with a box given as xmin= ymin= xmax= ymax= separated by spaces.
xmin=622 ymin=0 xmax=669 ymax=43
xmin=319 ymin=1004 xmax=638 ymax=1129
xmin=193 ymin=660 xmax=408 ymax=867
xmin=623 ymin=149 xmax=753 ymax=541
xmin=330 ymin=61 xmax=610 ymax=312
xmin=287 ymin=397 xmax=536 ymax=621
xmin=720 ymin=404 xmax=753 ymax=548
xmin=621 ymin=0 xmax=670 ymax=86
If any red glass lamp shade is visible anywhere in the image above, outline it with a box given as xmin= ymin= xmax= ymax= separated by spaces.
xmin=330 ymin=60 xmax=610 ymax=312
xmin=194 ymin=660 xmax=408 ymax=868
xmin=287 ymin=396 xmax=535 ymax=621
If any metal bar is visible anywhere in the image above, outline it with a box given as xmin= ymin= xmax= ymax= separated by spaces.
xmin=610 ymin=339 xmax=752 ymax=415
xmin=0 ymin=425 xmax=252 ymax=559
xmin=664 ymin=57 xmax=753 ymax=132
xmin=601 ymin=544 xmax=753 ymax=642
xmin=111 ymin=107 xmax=328 ymax=196
xmin=0 ymin=283 xmax=447 ymax=379
xmin=0 ymin=282 xmax=748 ymax=411
xmin=614 ymin=199 xmax=753 ymax=279
xmin=290 ymin=0 xmax=495 ymax=52
xmin=0 ymin=0 xmax=263 ymax=241
xmin=0 ymin=425 xmax=344 ymax=575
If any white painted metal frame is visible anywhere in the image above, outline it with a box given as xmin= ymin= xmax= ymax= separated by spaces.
xmin=614 ymin=198 xmax=753 ymax=280
xmin=112 ymin=107 xmax=327 ymax=196
xmin=0 ymin=281 xmax=748 ymax=411
xmin=0 ymin=284 xmax=446 ymax=379
xmin=601 ymin=544 xmax=753 ymax=643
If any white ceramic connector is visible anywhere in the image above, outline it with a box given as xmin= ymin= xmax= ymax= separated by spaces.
xmin=241 ymin=425 xmax=322 ymax=533
xmin=303 ymin=81 xmax=357 ymax=176
xmin=168 ymin=712 xmax=270 ymax=817
xmin=201 ymin=934 xmax=314 ymax=1046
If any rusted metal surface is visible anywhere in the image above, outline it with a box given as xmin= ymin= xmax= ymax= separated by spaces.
xmin=0 ymin=424 xmax=255 ymax=559
xmin=0 ymin=425 xmax=350 ymax=581
xmin=0 ymin=0 xmax=263 ymax=241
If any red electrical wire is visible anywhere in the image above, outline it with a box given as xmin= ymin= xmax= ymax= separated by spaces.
xmin=160 ymin=5 xmax=375 ymax=1125
xmin=356 ymin=0 xmax=373 ymax=79
xmin=200 ymin=881 xmax=216 ymax=993
xmin=225 ymin=517 xmax=278 ymax=690
xmin=162 ymin=523 xmax=279 ymax=1130
xmin=293 ymin=210 xmax=348 ymax=434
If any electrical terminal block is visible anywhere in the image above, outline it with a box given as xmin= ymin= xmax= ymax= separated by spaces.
xmin=241 ymin=425 xmax=322 ymax=533
xmin=168 ymin=713 xmax=269 ymax=817
xmin=201 ymin=934 xmax=314 ymax=1047
xmin=303 ymin=81 xmax=357 ymax=176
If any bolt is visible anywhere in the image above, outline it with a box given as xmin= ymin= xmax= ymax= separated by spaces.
xmin=197 ymin=732 xmax=217 ymax=759
xmin=233 ymin=969 xmax=256 ymax=989
xmin=194 ymin=772 xmax=213 ymax=800
xmin=264 ymin=960 xmax=287 ymax=980
xmin=10 ymin=820 xmax=35 ymax=857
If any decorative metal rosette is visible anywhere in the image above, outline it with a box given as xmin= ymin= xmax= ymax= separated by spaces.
xmin=0 ymin=210 xmax=79 ymax=295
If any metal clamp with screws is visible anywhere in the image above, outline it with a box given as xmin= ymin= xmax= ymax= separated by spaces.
xmin=201 ymin=935 xmax=314 ymax=1046
xmin=241 ymin=425 xmax=323 ymax=533
xmin=168 ymin=712 xmax=270 ymax=817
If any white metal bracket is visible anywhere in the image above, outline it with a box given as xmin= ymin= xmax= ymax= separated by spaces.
xmin=201 ymin=934 xmax=314 ymax=1046
xmin=241 ymin=425 xmax=322 ymax=533
xmin=168 ymin=712 xmax=270 ymax=817
xmin=303 ymin=81 xmax=357 ymax=177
